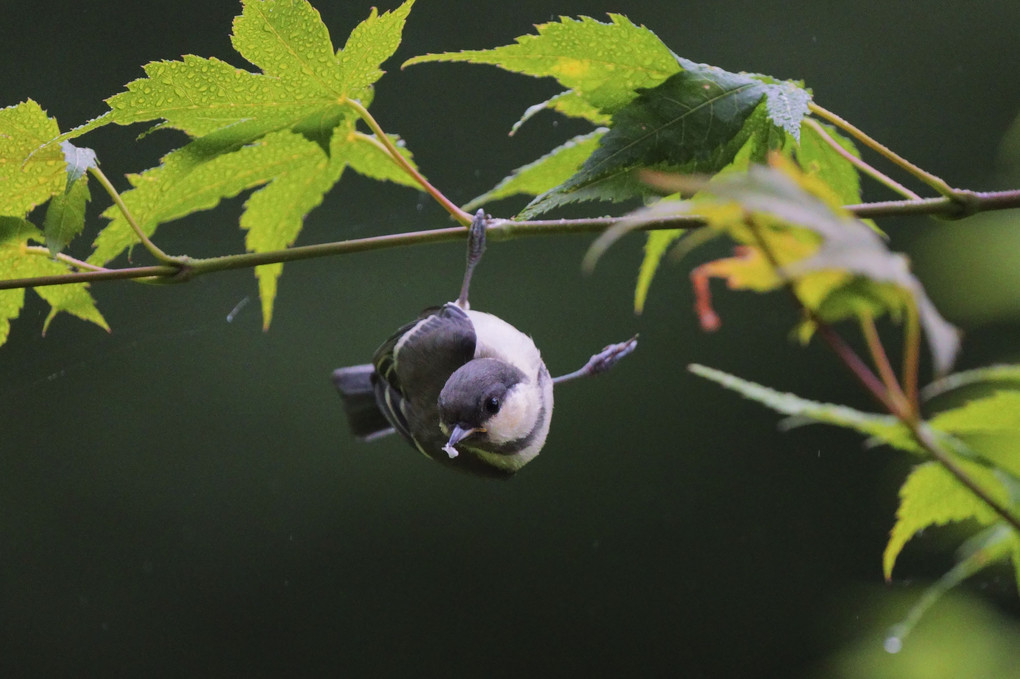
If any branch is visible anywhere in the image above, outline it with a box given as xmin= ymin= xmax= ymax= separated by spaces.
xmin=2 ymin=190 xmax=1018 ymax=292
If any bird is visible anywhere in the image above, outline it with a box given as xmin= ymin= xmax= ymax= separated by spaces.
xmin=332 ymin=210 xmax=637 ymax=478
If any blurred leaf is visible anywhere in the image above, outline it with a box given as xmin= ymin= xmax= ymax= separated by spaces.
xmin=635 ymin=229 xmax=684 ymax=314
xmin=43 ymin=175 xmax=90 ymax=255
xmin=796 ymin=121 xmax=861 ymax=205
xmin=689 ymin=363 xmax=918 ymax=450
xmin=929 ymin=391 xmax=1020 ymax=478
xmin=463 ymin=129 xmax=605 ymax=210
xmin=404 ymin=14 xmax=681 ymax=113
xmin=0 ymin=100 xmax=65 ymax=217
xmin=678 ymin=160 xmax=959 ymax=373
xmin=911 ymin=211 xmax=1020 ymax=326
xmin=884 ymin=461 xmax=1010 ymax=579
xmin=883 ymin=524 xmax=1017 ymax=653
xmin=922 ymin=364 xmax=1020 ymax=401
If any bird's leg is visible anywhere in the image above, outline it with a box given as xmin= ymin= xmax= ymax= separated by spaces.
xmin=553 ymin=335 xmax=639 ymax=385
xmin=456 ymin=209 xmax=488 ymax=309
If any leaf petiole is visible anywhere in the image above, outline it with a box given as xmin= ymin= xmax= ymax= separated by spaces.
xmin=803 ymin=118 xmax=921 ymax=200
xmin=808 ymin=102 xmax=958 ymax=199
xmin=343 ymin=97 xmax=472 ymax=225
xmin=87 ymin=165 xmax=187 ymax=267
xmin=860 ymin=314 xmax=916 ymax=421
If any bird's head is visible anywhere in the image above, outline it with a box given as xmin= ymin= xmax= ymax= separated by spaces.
xmin=437 ymin=357 xmax=542 ymax=458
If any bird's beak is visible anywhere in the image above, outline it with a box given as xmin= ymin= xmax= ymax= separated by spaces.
xmin=442 ymin=424 xmax=485 ymax=459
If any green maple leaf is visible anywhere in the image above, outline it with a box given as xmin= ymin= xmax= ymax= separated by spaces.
xmin=883 ymin=460 xmax=1010 ymax=580
xmin=796 ymin=121 xmax=861 ymax=205
xmin=519 ymin=60 xmax=811 ymax=218
xmin=43 ymin=175 xmax=90 ymax=256
xmin=241 ymin=129 xmax=346 ymax=328
xmin=930 ymin=391 xmax=1020 ymax=478
xmin=404 ymin=14 xmax=681 ymax=114
xmin=42 ymin=142 xmax=97 ymax=256
xmin=510 ymin=91 xmax=611 ymax=135
xmin=78 ymin=0 xmax=417 ymax=327
xmin=688 ymin=363 xmax=918 ymax=450
xmin=0 ymin=218 xmax=108 ymax=346
xmin=0 ymin=100 xmax=66 ymax=217
xmin=79 ymin=0 xmax=414 ymax=140
xmin=463 ymin=129 xmax=605 ymax=211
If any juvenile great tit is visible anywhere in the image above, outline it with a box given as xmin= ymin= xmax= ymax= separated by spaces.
xmin=332 ymin=210 xmax=637 ymax=478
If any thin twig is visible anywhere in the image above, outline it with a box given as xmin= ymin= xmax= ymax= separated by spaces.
xmin=803 ymin=118 xmax=921 ymax=200
xmin=23 ymin=246 xmax=111 ymax=273
xmin=809 ymin=102 xmax=958 ymax=198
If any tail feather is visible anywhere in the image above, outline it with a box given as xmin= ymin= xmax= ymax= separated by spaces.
xmin=332 ymin=365 xmax=395 ymax=440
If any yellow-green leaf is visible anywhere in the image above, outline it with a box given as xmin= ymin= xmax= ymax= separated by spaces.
xmin=635 ymin=229 xmax=683 ymax=314
xmin=404 ymin=14 xmax=681 ymax=113
xmin=0 ymin=100 xmax=65 ymax=216
xmin=463 ymin=129 xmax=605 ymax=211
xmin=337 ymin=0 xmax=415 ymax=101
xmin=0 ymin=218 xmax=107 ymax=345
xmin=342 ymin=132 xmax=421 ymax=188
xmin=240 ymin=129 xmax=345 ymax=328
xmin=930 ymin=391 xmax=1020 ymax=478
xmin=689 ymin=363 xmax=918 ymax=451
xmin=883 ymin=460 xmax=1009 ymax=579
xmin=43 ymin=174 xmax=90 ymax=255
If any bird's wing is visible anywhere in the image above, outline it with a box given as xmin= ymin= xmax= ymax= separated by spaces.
xmin=371 ymin=304 xmax=476 ymax=450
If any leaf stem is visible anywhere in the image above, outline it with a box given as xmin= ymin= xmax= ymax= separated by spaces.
xmin=803 ymin=118 xmax=921 ymax=200
xmin=343 ymin=98 xmax=472 ymax=225
xmin=902 ymin=301 xmax=922 ymax=411
xmin=23 ymin=246 xmax=111 ymax=273
xmin=87 ymin=165 xmax=184 ymax=266
xmin=809 ymin=102 xmax=958 ymax=198
xmin=860 ymin=314 xmax=915 ymax=420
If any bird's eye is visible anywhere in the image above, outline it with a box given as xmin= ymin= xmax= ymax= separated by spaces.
xmin=484 ymin=396 xmax=501 ymax=414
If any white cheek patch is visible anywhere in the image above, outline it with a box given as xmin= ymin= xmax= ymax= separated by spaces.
xmin=485 ymin=386 xmax=539 ymax=445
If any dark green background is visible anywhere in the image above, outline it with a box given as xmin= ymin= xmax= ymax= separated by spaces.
xmin=3 ymin=1 xmax=1019 ymax=676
